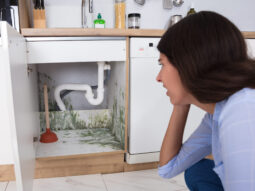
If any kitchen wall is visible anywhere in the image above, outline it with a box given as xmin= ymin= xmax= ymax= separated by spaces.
xmin=43 ymin=0 xmax=255 ymax=31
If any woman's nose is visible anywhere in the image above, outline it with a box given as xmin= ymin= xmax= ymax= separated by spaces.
xmin=156 ymin=73 xmax=162 ymax=82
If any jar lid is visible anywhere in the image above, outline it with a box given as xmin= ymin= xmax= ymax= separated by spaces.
xmin=115 ymin=0 xmax=125 ymax=2
xmin=128 ymin=13 xmax=141 ymax=18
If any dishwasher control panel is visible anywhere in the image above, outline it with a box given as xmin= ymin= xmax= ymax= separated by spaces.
xmin=130 ymin=37 xmax=161 ymax=58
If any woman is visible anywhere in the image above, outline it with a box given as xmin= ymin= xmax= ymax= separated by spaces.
xmin=157 ymin=11 xmax=255 ymax=191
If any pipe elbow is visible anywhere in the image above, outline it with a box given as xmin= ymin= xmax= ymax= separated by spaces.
xmin=54 ymin=85 xmax=67 ymax=111
xmin=86 ymin=88 xmax=104 ymax=105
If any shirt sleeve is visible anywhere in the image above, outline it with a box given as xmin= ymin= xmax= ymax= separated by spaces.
xmin=219 ymin=99 xmax=255 ymax=191
xmin=158 ymin=113 xmax=213 ymax=179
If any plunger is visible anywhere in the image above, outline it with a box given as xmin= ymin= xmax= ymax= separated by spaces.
xmin=40 ymin=84 xmax=58 ymax=143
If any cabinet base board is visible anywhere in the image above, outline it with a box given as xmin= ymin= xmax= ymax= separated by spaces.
xmin=0 ymin=164 xmax=15 ymax=181
xmin=35 ymin=152 xmax=125 ymax=179
xmin=0 ymin=152 xmax=157 ymax=181
xmin=124 ymin=162 xmax=158 ymax=172
xmin=0 ymin=153 xmax=214 ymax=181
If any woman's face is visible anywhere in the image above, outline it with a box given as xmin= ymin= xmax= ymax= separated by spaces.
xmin=156 ymin=53 xmax=192 ymax=105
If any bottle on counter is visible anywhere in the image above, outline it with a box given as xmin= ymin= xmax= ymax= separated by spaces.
xmin=94 ymin=13 xmax=105 ymax=28
xmin=115 ymin=0 xmax=126 ymax=29
xmin=187 ymin=2 xmax=196 ymax=16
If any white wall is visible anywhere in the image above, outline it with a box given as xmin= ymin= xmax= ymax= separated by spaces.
xmin=43 ymin=0 xmax=255 ymax=31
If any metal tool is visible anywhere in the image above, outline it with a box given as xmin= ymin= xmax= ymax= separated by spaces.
xmin=89 ymin=0 xmax=93 ymax=13
xmin=134 ymin=0 xmax=145 ymax=6
xmin=168 ymin=14 xmax=183 ymax=27
xmin=173 ymin=0 xmax=184 ymax=7
xmin=81 ymin=0 xmax=87 ymax=28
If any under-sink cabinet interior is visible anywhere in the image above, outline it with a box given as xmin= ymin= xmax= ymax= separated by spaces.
xmin=24 ymin=36 xmax=127 ymax=159
xmin=30 ymin=60 xmax=126 ymax=158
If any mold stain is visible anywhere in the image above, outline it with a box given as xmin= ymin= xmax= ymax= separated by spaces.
xmin=38 ymin=72 xmax=125 ymax=152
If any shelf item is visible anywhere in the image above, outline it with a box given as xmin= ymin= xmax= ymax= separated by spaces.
xmin=33 ymin=0 xmax=46 ymax=28
xmin=115 ymin=0 xmax=126 ymax=29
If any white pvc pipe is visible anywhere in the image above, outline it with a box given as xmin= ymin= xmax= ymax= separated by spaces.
xmin=54 ymin=61 xmax=110 ymax=111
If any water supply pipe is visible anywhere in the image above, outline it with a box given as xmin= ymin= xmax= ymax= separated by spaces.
xmin=54 ymin=62 xmax=111 ymax=111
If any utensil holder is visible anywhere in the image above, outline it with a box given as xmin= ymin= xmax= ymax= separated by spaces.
xmin=33 ymin=9 xmax=46 ymax=28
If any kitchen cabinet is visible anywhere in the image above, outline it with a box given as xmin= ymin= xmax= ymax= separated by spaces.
xmin=0 ymin=21 xmax=127 ymax=191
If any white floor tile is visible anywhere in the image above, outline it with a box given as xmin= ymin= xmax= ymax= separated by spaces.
xmin=5 ymin=182 xmax=15 ymax=191
xmin=33 ymin=174 xmax=107 ymax=191
xmin=5 ymin=169 xmax=188 ymax=191
xmin=6 ymin=174 xmax=107 ymax=191
xmin=102 ymin=169 xmax=188 ymax=191
xmin=0 ymin=182 xmax=8 ymax=191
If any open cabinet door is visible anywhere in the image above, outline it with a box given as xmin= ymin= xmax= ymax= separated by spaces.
xmin=0 ymin=21 xmax=35 ymax=191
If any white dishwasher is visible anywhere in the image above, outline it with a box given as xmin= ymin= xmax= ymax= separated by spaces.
xmin=127 ymin=37 xmax=173 ymax=164
xmin=126 ymin=37 xmax=205 ymax=164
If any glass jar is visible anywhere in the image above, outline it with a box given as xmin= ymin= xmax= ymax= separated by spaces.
xmin=128 ymin=13 xmax=141 ymax=29
xmin=115 ymin=0 xmax=126 ymax=29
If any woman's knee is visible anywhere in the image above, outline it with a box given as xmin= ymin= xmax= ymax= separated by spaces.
xmin=184 ymin=159 xmax=214 ymax=189
xmin=184 ymin=159 xmax=224 ymax=191
xmin=184 ymin=165 xmax=195 ymax=189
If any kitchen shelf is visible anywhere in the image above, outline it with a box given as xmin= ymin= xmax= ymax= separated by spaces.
xmin=21 ymin=28 xmax=255 ymax=38
xmin=243 ymin=32 xmax=255 ymax=39
xmin=21 ymin=28 xmax=165 ymax=37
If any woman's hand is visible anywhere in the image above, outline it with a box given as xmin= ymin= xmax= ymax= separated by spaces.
xmin=159 ymin=104 xmax=190 ymax=167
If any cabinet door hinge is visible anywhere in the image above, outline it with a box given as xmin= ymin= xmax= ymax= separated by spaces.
xmin=27 ymin=66 xmax=33 ymax=76
xmin=33 ymin=137 xmax=38 ymax=142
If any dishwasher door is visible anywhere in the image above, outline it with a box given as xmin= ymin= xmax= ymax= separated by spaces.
xmin=129 ymin=56 xmax=172 ymax=155
xmin=128 ymin=38 xmax=205 ymax=164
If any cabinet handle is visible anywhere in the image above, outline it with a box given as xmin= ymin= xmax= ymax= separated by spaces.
xmin=33 ymin=137 xmax=38 ymax=142
xmin=27 ymin=66 xmax=33 ymax=76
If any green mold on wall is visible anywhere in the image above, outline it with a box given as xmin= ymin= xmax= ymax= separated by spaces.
xmin=38 ymin=71 xmax=125 ymax=151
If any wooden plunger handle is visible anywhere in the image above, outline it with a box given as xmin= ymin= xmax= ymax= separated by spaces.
xmin=43 ymin=84 xmax=50 ymax=130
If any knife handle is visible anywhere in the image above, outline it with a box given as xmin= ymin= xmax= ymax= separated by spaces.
xmin=41 ymin=0 xmax=45 ymax=9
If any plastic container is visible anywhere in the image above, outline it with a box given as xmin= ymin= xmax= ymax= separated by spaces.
xmin=128 ymin=13 xmax=140 ymax=29
xmin=94 ymin=13 xmax=105 ymax=28
xmin=187 ymin=2 xmax=196 ymax=16
xmin=115 ymin=0 xmax=126 ymax=29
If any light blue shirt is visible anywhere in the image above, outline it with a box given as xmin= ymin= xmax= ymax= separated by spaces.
xmin=158 ymin=88 xmax=255 ymax=190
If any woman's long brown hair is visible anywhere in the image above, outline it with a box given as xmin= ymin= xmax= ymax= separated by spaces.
xmin=158 ymin=11 xmax=255 ymax=103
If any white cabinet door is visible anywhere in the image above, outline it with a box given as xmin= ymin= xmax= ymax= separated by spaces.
xmin=0 ymin=22 xmax=35 ymax=191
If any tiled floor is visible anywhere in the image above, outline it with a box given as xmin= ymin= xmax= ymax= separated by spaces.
xmin=0 ymin=182 xmax=7 ymax=191
xmin=2 ymin=169 xmax=188 ymax=191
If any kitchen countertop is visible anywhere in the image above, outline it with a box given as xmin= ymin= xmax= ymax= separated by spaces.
xmin=21 ymin=28 xmax=255 ymax=38
xmin=21 ymin=28 xmax=164 ymax=37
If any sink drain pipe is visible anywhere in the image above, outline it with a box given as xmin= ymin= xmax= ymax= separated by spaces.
xmin=54 ymin=61 xmax=111 ymax=111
